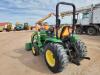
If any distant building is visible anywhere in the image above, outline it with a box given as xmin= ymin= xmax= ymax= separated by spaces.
xmin=0 ymin=22 xmax=8 ymax=28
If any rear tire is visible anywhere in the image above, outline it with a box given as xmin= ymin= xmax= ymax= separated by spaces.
xmin=87 ymin=27 xmax=97 ymax=35
xmin=44 ymin=43 xmax=68 ymax=73
xmin=76 ymin=40 xmax=87 ymax=58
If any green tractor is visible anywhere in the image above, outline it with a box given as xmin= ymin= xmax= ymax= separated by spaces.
xmin=25 ymin=2 xmax=90 ymax=73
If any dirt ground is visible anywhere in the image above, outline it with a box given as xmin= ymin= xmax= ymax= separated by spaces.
xmin=0 ymin=31 xmax=100 ymax=75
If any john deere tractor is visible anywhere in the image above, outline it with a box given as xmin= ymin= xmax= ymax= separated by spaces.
xmin=25 ymin=2 xmax=90 ymax=73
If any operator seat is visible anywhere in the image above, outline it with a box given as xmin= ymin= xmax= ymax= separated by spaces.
xmin=44 ymin=25 xmax=49 ymax=30
xmin=60 ymin=26 xmax=72 ymax=39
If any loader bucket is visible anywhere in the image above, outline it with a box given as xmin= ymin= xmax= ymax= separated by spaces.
xmin=25 ymin=42 xmax=32 ymax=51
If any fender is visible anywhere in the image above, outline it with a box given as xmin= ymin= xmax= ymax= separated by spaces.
xmin=45 ymin=37 xmax=62 ymax=43
xmin=70 ymin=34 xmax=79 ymax=43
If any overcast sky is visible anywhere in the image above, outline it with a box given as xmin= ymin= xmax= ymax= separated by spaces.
xmin=0 ymin=0 xmax=100 ymax=25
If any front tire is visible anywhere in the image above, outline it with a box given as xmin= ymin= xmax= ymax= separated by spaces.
xmin=32 ymin=44 xmax=39 ymax=56
xmin=44 ymin=43 xmax=68 ymax=73
xmin=31 ymin=34 xmax=39 ymax=56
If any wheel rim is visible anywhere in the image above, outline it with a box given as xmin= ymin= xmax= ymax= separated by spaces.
xmin=32 ymin=47 xmax=35 ymax=54
xmin=46 ymin=50 xmax=55 ymax=67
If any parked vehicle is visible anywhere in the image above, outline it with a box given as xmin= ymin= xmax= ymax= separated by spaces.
xmin=75 ymin=4 xmax=100 ymax=35
xmin=14 ymin=23 xmax=24 ymax=31
xmin=6 ymin=22 xmax=12 ymax=32
xmin=61 ymin=3 xmax=100 ymax=35
xmin=24 ymin=23 xmax=29 ymax=30
xmin=0 ymin=26 xmax=4 ymax=32
xmin=0 ymin=22 xmax=7 ymax=32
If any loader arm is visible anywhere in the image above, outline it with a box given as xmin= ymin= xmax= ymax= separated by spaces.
xmin=36 ymin=13 xmax=55 ymax=24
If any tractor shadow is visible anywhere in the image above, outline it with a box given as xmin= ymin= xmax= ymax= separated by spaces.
xmin=13 ymin=47 xmax=52 ymax=74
